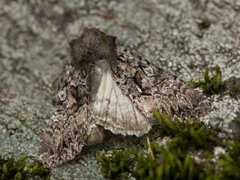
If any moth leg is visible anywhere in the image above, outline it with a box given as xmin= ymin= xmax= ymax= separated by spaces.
xmin=86 ymin=124 xmax=104 ymax=146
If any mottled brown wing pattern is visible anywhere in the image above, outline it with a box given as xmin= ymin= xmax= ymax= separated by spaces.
xmin=111 ymin=46 xmax=210 ymax=120
xmin=39 ymin=64 xmax=92 ymax=168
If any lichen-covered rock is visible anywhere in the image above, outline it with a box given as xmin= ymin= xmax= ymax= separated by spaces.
xmin=0 ymin=0 xmax=239 ymax=179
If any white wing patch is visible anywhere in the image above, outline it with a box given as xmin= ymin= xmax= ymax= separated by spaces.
xmin=92 ymin=60 xmax=151 ymax=136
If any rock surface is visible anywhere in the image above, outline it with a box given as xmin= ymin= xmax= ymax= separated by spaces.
xmin=0 ymin=0 xmax=239 ymax=179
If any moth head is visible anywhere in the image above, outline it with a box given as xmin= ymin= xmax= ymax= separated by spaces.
xmin=70 ymin=28 xmax=117 ymax=67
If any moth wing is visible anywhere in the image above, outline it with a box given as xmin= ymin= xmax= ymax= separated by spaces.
xmin=39 ymin=105 xmax=91 ymax=168
xmin=39 ymin=65 xmax=92 ymax=168
xmin=111 ymin=46 xmax=211 ymax=120
xmin=92 ymin=64 xmax=151 ymax=136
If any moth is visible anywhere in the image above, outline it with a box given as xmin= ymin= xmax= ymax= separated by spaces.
xmin=39 ymin=28 xmax=210 ymax=168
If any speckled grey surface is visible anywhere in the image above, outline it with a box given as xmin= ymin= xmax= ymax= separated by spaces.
xmin=0 ymin=0 xmax=240 ymax=179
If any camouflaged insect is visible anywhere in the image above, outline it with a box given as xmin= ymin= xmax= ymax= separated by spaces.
xmin=39 ymin=28 xmax=210 ymax=168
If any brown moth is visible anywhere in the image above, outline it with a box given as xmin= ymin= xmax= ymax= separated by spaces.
xmin=39 ymin=28 xmax=210 ymax=168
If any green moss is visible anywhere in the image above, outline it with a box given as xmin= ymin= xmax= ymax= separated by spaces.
xmin=190 ymin=65 xmax=225 ymax=94
xmin=0 ymin=155 xmax=50 ymax=180
xmin=197 ymin=18 xmax=211 ymax=30
xmin=200 ymin=150 xmax=213 ymax=159
xmin=134 ymin=142 xmax=204 ymax=180
xmin=152 ymin=110 xmax=221 ymax=149
xmin=217 ymin=141 xmax=240 ymax=179
xmin=152 ymin=110 xmax=182 ymax=136
xmin=224 ymin=77 xmax=240 ymax=98
xmin=98 ymin=141 xmax=207 ymax=180
xmin=227 ymin=81 xmax=240 ymax=97
xmin=98 ymin=112 xmax=240 ymax=180
xmin=229 ymin=84 xmax=240 ymax=97
xmin=98 ymin=149 xmax=136 ymax=179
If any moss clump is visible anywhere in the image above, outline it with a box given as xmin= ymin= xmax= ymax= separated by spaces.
xmin=217 ymin=141 xmax=240 ymax=179
xmin=134 ymin=143 xmax=204 ymax=180
xmin=98 ymin=141 xmax=207 ymax=180
xmin=197 ymin=18 xmax=211 ymax=30
xmin=190 ymin=65 xmax=225 ymax=94
xmin=0 ymin=155 xmax=50 ymax=180
xmin=152 ymin=110 xmax=221 ymax=149
xmin=98 ymin=112 xmax=240 ymax=180
xmin=229 ymin=84 xmax=240 ymax=97
xmin=98 ymin=149 xmax=136 ymax=179
xmin=224 ymin=77 xmax=240 ymax=98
